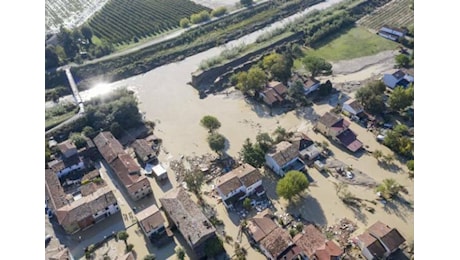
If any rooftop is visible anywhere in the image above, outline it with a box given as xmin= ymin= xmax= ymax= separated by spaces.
xmin=260 ymin=227 xmax=293 ymax=259
xmin=131 ymin=139 xmax=155 ymax=162
xmin=109 ymin=154 xmax=142 ymax=187
xmin=268 ymin=141 xmax=300 ymax=167
xmin=216 ymin=163 xmax=262 ymax=197
xmin=267 ymin=81 xmax=288 ymax=95
xmin=57 ymin=140 xmax=77 ymax=156
xmin=336 ymin=129 xmax=363 ymax=152
xmin=318 ymin=112 xmax=342 ymax=128
xmin=293 ymin=224 xmax=327 ymax=258
xmin=247 ymin=212 xmax=278 ymax=243
xmin=159 ymin=187 xmax=216 ymax=248
xmin=367 ymin=221 xmax=406 ymax=252
xmin=344 ymin=99 xmax=364 ymax=112
xmin=93 ymin=132 xmax=125 ymax=163
xmin=135 ymin=204 xmax=165 ymax=234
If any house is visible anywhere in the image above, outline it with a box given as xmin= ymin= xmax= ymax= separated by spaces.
xmin=378 ymin=25 xmax=407 ymax=41
xmin=292 ymin=133 xmax=321 ymax=162
xmin=259 ymin=227 xmax=298 ymax=260
xmin=57 ymin=140 xmax=78 ymax=158
xmin=110 ymin=154 xmax=152 ymax=201
xmin=45 ymin=169 xmax=119 ymax=234
xmin=48 ymin=248 xmax=72 ymax=260
xmin=265 ymin=141 xmax=305 ymax=177
xmin=288 ymin=73 xmax=321 ymax=95
xmin=293 ymin=224 xmax=343 ymax=260
xmin=315 ymin=112 xmax=363 ymax=152
xmin=382 ymin=69 xmax=414 ymax=89
xmin=131 ymin=139 xmax=157 ymax=166
xmin=342 ymin=99 xmax=364 ymax=117
xmin=215 ymin=163 xmax=264 ymax=208
xmin=47 ymin=155 xmax=86 ymax=179
xmin=135 ymin=204 xmax=167 ymax=243
xmin=354 ymin=221 xmax=406 ymax=260
xmin=260 ymin=81 xmax=289 ymax=107
xmin=246 ymin=209 xmax=278 ymax=243
xmin=159 ymin=187 xmax=219 ymax=259
xmin=93 ymin=132 xmax=152 ymax=201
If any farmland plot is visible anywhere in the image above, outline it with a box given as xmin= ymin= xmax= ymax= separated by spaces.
xmin=87 ymin=0 xmax=210 ymax=45
xmin=45 ymin=0 xmax=110 ymax=34
xmin=357 ymin=0 xmax=414 ymax=31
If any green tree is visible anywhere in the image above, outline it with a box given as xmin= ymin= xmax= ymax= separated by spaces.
xmin=143 ymin=254 xmax=156 ymax=260
xmin=376 ymin=178 xmax=404 ymax=200
xmin=243 ymin=197 xmax=252 ymax=210
xmin=117 ymin=231 xmax=129 ymax=246
xmin=82 ymin=126 xmax=96 ymax=138
xmin=382 ymin=154 xmax=394 ymax=165
xmin=276 ymin=170 xmax=309 ymax=201
xmin=110 ymin=122 xmax=123 ymax=138
xmin=58 ymin=27 xmax=79 ymax=59
xmin=200 ymin=115 xmax=221 ymax=132
xmin=239 ymin=138 xmax=265 ymax=168
xmin=373 ymin=149 xmax=383 ymax=161
xmin=406 ymin=160 xmax=414 ymax=171
xmin=183 ymin=171 xmax=204 ymax=195
xmin=302 ymin=55 xmax=332 ymax=77
xmin=180 ymin=18 xmax=190 ymax=28
xmin=126 ymin=244 xmax=134 ymax=252
xmin=234 ymin=242 xmax=247 ymax=260
xmin=80 ymin=25 xmax=93 ymax=44
xmin=395 ymin=54 xmax=411 ymax=68
xmin=255 ymin=132 xmax=274 ymax=153
xmin=70 ymin=133 xmax=87 ymax=149
xmin=273 ymin=126 xmax=293 ymax=143
xmin=389 ymin=85 xmax=414 ymax=112
xmin=355 ymin=80 xmax=386 ymax=115
xmin=45 ymin=46 xmax=60 ymax=69
xmin=262 ymin=52 xmax=292 ymax=82
xmin=45 ymin=140 xmax=52 ymax=165
xmin=211 ymin=7 xmax=227 ymax=17
xmin=240 ymin=0 xmax=253 ymax=7
xmin=288 ymin=80 xmax=307 ymax=105
xmin=175 ymin=247 xmax=185 ymax=260
xmin=208 ymin=132 xmax=226 ymax=154
xmin=236 ymin=67 xmax=267 ymax=96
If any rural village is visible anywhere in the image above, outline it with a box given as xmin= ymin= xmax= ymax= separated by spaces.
xmin=45 ymin=0 xmax=414 ymax=259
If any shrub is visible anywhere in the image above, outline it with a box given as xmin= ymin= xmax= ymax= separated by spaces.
xmin=180 ymin=18 xmax=190 ymax=28
xmin=211 ymin=7 xmax=227 ymax=17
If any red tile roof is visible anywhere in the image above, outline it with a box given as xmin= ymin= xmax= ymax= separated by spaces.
xmin=293 ymin=224 xmax=327 ymax=258
xmin=336 ymin=129 xmax=363 ymax=152
xmin=109 ymin=154 xmax=141 ymax=187
xmin=93 ymin=132 xmax=125 ymax=163
xmin=314 ymin=240 xmax=343 ymax=260
xmin=135 ymin=204 xmax=165 ymax=234
xmin=260 ymin=227 xmax=293 ymax=259
xmin=247 ymin=213 xmax=278 ymax=242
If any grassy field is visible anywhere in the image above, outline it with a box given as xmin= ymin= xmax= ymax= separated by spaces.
xmin=357 ymin=0 xmax=414 ymax=31
xmin=301 ymin=26 xmax=399 ymax=62
xmin=45 ymin=110 xmax=78 ymax=130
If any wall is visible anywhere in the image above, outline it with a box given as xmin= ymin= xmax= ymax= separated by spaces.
xmin=265 ymin=155 xmax=283 ymax=177
xmin=191 ymin=31 xmax=305 ymax=89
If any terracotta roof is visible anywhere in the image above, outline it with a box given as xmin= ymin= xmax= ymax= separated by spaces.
xmin=93 ymin=132 xmax=125 ymax=163
xmin=293 ymin=224 xmax=327 ymax=258
xmin=368 ymin=221 xmax=405 ymax=252
xmin=109 ymin=154 xmax=142 ymax=187
xmin=216 ymin=163 xmax=262 ymax=197
xmin=126 ymin=176 xmax=150 ymax=194
xmin=57 ymin=140 xmax=77 ymax=156
xmin=216 ymin=175 xmax=242 ymax=197
xmin=45 ymin=169 xmax=66 ymax=210
xmin=268 ymin=81 xmax=288 ymax=95
xmin=159 ymin=187 xmax=216 ymax=249
xmin=336 ymin=129 xmax=362 ymax=152
xmin=314 ymin=240 xmax=343 ymax=260
xmin=356 ymin=232 xmax=387 ymax=259
xmin=55 ymin=186 xmax=117 ymax=228
xmin=260 ymin=227 xmax=293 ymax=259
xmin=131 ymin=139 xmax=155 ymax=162
xmin=262 ymin=87 xmax=284 ymax=105
xmin=247 ymin=213 xmax=278 ymax=242
xmin=48 ymin=159 xmax=65 ymax=173
xmin=136 ymin=204 xmax=165 ymax=234
xmin=268 ymin=141 xmax=300 ymax=167
xmin=236 ymin=164 xmax=262 ymax=187
xmin=344 ymin=99 xmax=364 ymax=112
xmin=318 ymin=112 xmax=341 ymax=128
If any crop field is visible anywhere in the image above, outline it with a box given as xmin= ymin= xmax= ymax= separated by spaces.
xmin=45 ymin=0 xmax=110 ymax=33
xmin=357 ymin=0 xmax=414 ymax=31
xmin=87 ymin=0 xmax=210 ymax=45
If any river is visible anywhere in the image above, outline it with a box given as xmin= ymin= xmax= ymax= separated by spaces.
xmin=55 ymin=0 xmax=348 ymax=158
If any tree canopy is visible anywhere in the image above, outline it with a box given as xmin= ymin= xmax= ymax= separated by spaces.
xmin=273 ymin=126 xmax=293 ymax=143
xmin=207 ymin=132 xmax=226 ymax=154
xmin=355 ymin=80 xmax=386 ymax=115
xmin=376 ymin=178 xmax=404 ymax=200
xmin=255 ymin=132 xmax=274 ymax=153
xmin=276 ymin=170 xmax=309 ymax=201
xmin=262 ymin=52 xmax=293 ymax=82
xmin=302 ymin=55 xmax=332 ymax=77
xmin=183 ymin=171 xmax=204 ymax=195
xmin=383 ymin=126 xmax=413 ymax=158
xmin=288 ymin=80 xmax=308 ymax=105
xmin=235 ymin=66 xmax=267 ymax=96
xmin=388 ymin=84 xmax=414 ymax=112
xmin=200 ymin=115 xmax=221 ymax=132
xmin=239 ymin=138 xmax=265 ymax=168
xmin=70 ymin=132 xmax=87 ymax=149
xmin=395 ymin=54 xmax=411 ymax=68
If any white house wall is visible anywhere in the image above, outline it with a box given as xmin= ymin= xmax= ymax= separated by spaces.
xmin=246 ymin=180 xmax=262 ymax=195
xmin=265 ymin=155 xmax=283 ymax=176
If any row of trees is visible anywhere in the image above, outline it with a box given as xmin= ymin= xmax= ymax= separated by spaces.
xmin=181 ymin=6 xmax=228 ymax=28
